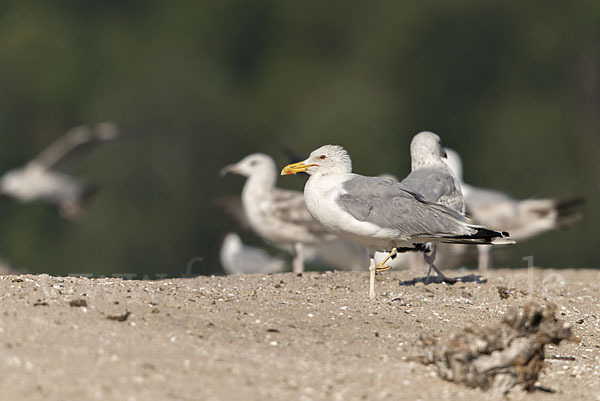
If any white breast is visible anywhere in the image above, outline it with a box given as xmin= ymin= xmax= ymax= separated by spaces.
xmin=304 ymin=174 xmax=403 ymax=250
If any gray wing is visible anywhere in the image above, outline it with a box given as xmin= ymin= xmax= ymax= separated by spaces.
xmin=464 ymin=185 xmax=519 ymax=227
xmin=29 ymin=123 xmax=120 ymax=171
xmin=401 ymin=167 xmax=465 ymax=213
xmin=270 ymin=189 xmax=333 ymax=237
xmin=338 ymin=176 xmax=473 ymax=238
xmin=464 ymin=185 xmax=582 ymax=237
xmin=465 ymin=185 xmax=516 ymax=208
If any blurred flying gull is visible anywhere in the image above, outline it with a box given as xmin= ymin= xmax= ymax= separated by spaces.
xmin=221 ymin=153 xmax=338 ymax=273
xmin=219 ymin=232 xmax=286 ymax=275
xmin=0 ymin=123 xmax=120 ymax=219
xmin=281 ymin=144 xmax=514 ymax=299
xmin=400 ymin=132 xmax=466 ymax=283
xmin=444 ymin=148 xmax=583 ymax=272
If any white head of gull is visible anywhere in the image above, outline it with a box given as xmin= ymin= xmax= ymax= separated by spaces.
xmin=409 ymin=131 xmax=447 ymax=170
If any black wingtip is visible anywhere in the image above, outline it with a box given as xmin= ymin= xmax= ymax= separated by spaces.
xmin=455 ymin=227 xmax=506 ymax=242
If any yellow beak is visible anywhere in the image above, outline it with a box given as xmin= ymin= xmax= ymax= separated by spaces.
xmin=280 ymin=161 xmax=317 ymax=176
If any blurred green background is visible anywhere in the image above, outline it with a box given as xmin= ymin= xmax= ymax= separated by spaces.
xmin=0 ymin=1 xmax=598 ymax=277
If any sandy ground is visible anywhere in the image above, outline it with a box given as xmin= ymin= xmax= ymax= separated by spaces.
xmin=0 ymin=268 xmax=599 ymax=401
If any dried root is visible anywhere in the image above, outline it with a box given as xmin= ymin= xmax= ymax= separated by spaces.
xmin=420 ymin=300 xmax=574 ymax=394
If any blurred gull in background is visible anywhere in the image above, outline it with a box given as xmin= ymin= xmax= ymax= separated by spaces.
xmin=214 ymin=193 xmax=369 ymax=272
xmin=281 ymin=145 xmax=513 ymax=299
xmin=399 ymin=132 xmax=467 ymax=283
xmin=444 ymin=148 xmax=583 ymax=272
xmin=220 ymin=153 xmax=338 ymax=273
xmin=401 ymin=132 xmax=465 ymax=213
xmin=219 ymin=232 xmax=286 ymax=275
xmin=0 ymin=123 xmax=120 ymax=219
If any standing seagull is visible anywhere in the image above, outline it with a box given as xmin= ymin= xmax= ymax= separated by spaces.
xmin=444 ymin=148 xmax=583 ymax=272
xmin=221 ymin=153 xmax=337 ymax=273
xmin=214 ymin=193 xmax=369 ymax=271
xmin=400 ymin=132 xmax=465 ymax=282
xmin=0 ymin=123 xmax=119 ymax=219
xmin=220 ymin=232 xmax=286 ymax=275
xmin=401 ymin=132 xmax=465 ymax=213
xmin=281 ymin=145 xmax=514 ymax=299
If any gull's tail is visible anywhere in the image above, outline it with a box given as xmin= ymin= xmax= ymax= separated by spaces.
xmin=436 ymin=227 xmax=515 ymax=245
xmin=424 ymin=200 xmax=516 ymax=245
xmin=554 ymin=197 xmax=585 ymax=224
xmin=506 ymin=197 xmax=584 ymax=241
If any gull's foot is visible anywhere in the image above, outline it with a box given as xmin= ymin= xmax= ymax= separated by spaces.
xmin=440 ymin=275 xmax=460 ymax=284
xmin=423 ymin=274 xmax=460 ymax=285
xmin=375 ymin=265 xmax=392 ymax=273
xmin=426 ymin=263 xmax=461 ymax=285
xmin=433 ymin=268 xmax=461 ymax=284
xmin=375 ymin=248 xmax=397 ymax=273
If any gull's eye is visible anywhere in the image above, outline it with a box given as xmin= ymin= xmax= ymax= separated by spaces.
xmin=319 ymin=155 xmax=327 ymax=160
xmin=249 ymin=160 xmax=258 ymax=166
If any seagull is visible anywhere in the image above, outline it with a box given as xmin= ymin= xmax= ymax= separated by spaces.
xmin=214 ymin=193 xmax=369 ymax=271
xmin=401 ymin=132 xmax=465 ymax=213
xmin=400 ymin=132 xmax=466 ymax=282
xmin=281 ymin=145 xmax=514 ymax=299
xmin=444 ymin=148 xmax=583 ymax=272
xmin=0 ymin=123 xmax=119 ymax=219
xmin=221 ymin=153 xmax=338 ymax=273
xmin=220 ymin=232 xmax=286 ymax=275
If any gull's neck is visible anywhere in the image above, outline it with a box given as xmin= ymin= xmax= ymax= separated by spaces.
xmin=305 ymin=171 xmax=352 ymax=192
xmin=245 ymin=168 xmax=276 ymax=190
xmin=241 ymin=168 xmax=278 ymax=208
xmin=411 ymin=157 xmax=446 ymax=171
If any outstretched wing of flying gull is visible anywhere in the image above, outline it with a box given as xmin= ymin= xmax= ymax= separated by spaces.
xmin=0 ymin=123 xmax=120 ymax=219
xmin=29 ymin=123 xmax=120 ymax=171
